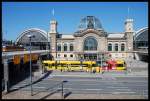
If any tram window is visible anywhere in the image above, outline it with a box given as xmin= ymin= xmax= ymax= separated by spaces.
xmin=44 ymin=63 xmax=48 ymax=66
xmin=116 ymin=64 xmax=124 ymax=67
xmin=92 ymin=64 xmax=96 ymax=67
xmin=52 ymin=63 xmax=55 ymax=66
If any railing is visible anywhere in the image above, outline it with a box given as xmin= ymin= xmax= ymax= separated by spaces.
xmin=134 ymin=48 xmax=148 ymax=54
xmin=2 ymin=50 xmax=49 ymax=57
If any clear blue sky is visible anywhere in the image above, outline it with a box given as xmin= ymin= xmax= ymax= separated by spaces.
xmin=2 ymin=2 xmax=148 ymax=41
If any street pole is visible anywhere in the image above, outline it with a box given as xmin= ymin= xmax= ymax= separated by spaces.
xmin=29 ymin=37 xmax=33 ymax=96
xmin=101 ymin=54 xmax=103 ymax=74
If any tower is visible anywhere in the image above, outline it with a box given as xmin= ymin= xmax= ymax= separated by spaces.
xmin=125 ymin=19 xmax=133 ymax=32
xmin=49 ymin=20 xmax=57 ymax=60
xmin=125 ymin=19 xmax=134 ymax=58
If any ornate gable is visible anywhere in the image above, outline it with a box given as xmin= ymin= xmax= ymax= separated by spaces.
xmin=74 ymin=29 xmax=107 ymax=37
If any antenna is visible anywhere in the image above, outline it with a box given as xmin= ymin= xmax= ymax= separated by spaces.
xmin=127 ymin=7 xmax=130 ymax=19
xmin=52 ymin=8 xmax=55 ymax=19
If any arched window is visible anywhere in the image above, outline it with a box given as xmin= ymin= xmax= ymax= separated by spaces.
xmin=84 ymin=37 xmax=97 ymax=51
xmin=115 ymin=43 xmax=118 ymax=51
xmin=108 ymin=43 xmax=112 ymax=51
xmin=64 ymin=43 xmax=67 ymax=51
xmin=70 ymin=44 xmax=74 ymax=51
xmin=57 ymin=44 xmax=61 ymax=51
xmin=121 ymin=43 xmax=125 ymax=51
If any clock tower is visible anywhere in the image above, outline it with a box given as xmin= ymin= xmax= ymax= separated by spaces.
xmin=125 ymin=19 xmax=134 ymax=58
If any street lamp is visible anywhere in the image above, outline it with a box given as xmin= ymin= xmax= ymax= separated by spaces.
xmin=27 ymin=34 xmax=35 ymax=96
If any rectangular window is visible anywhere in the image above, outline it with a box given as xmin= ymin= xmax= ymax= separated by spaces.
xmin=57 ymin=45 xmax=61 ymax=51
xmin=115 ymin=44 xmax=118 ymax=51
xmin=108 ymin=46 xmax=112 ymax=51
xmin=70 ymin=45 xmax=73 ymax=51
xmin=64 ymin=46 xmax=67 ymax=51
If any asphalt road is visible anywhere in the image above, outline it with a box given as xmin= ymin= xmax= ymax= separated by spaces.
xmin=10 ymin=73 xmax=148 ymax=98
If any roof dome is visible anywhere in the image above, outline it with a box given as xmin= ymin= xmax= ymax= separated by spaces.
xmin=78 ymin=16 xmax=103 ymax=30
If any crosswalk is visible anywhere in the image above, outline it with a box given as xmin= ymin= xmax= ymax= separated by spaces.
xmin=9 ymin=76 xmax=148 ymax=98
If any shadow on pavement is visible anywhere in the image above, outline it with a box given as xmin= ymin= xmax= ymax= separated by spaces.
xmin=33 ymin=80 xmax=69 ymax=98
xmin=40 ymin=89 xmax=62 ymax=99
xmin=64 ymin=91 xmax=72 ymax=99
xmin=9 ymin=71 xmax=52 ymax=93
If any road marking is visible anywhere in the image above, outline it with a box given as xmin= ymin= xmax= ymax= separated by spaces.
xmin=112 ymin=92 xmax=136 ymax=94
xmin=33 ymin=86 xmax=46 ymax=89
xmin=116 ymin=89 xmax=131 ymax=91
xmin=107 ymin=86 xmax=128 ymax=89
xmin=57 ymin=88 xmax=103 ymax=91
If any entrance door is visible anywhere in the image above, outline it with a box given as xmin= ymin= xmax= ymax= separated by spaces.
xmin=84 ymin=53 xmax=97 ymax=60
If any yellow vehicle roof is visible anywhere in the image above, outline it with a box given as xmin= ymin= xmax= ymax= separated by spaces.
xmin=116 ymin=59 xmax=125 ymax=64
xmin=82 ymin=61 xmax=96 ymax=64
xmin=43 ymin=60 xmax=96 ymax=64
xmin=43 ymin=60 xmax=55 ymax=64
xmin=59 ymin=61 xmax=80 ymax=64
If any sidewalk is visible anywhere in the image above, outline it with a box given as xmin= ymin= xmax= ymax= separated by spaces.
xmin=2 ymin=70 xmax=148 ymax=99
xmin=2 ymin=90 xmax=147 ymax=99
xmin=49 ymin=70 xmax=148 ymax=78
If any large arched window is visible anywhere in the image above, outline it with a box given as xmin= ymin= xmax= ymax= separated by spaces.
xmin=57 ymin=44 xmax=61 ymax=51
xmin=114 ymin=43 xmax=118 ymax=51
xmin=121 ymin=43 xmax=125 ymax=51
xmin=70 ymin=44 xmax=74 ymax=51
xmin=108 ymin=43 xmax=112 ymax=51
xmin=64 ymin=43 xmax=67 ymax=51
xmin=84 ymin=37 xmax=97 ymax=51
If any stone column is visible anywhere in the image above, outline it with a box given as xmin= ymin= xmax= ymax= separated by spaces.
xmin=37 ymin=56 xmax=43 ymax=74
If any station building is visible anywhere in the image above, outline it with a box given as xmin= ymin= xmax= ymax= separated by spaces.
xmin=15 ymin=16 xmax=148 ymax=61
xmin=49 ymin=16 xmax=134 ymax=61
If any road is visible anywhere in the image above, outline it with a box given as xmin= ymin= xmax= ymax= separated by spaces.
xmin=9 ymin=71 xmax=148 ymax=99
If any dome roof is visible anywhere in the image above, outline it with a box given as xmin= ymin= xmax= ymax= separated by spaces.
xmin=78 ymin=16 xmax=103 ymax=30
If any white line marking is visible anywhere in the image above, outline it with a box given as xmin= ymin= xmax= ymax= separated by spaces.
xmin=112 ymin=92 xmax=136 ymax=94
xmin=57 ymin=88 xmax=102 ymax=91
xmin=33 ymin=86 xmax=46 ymax=89
xmin=116 ymin=89 xmax=131 ymax=91
xmin=107 ymin=86 xmax=128 ymax=88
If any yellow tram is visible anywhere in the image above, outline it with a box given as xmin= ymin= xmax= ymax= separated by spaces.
xmin=42 ymin=60 xmax=99 ymax=72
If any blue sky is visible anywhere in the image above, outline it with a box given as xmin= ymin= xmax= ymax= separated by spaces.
xmin=2 ymin=2 xmax=148 ymax=41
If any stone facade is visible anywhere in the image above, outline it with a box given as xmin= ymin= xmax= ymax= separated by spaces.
xmin=49 ymin=16 xmax=134 ymax=60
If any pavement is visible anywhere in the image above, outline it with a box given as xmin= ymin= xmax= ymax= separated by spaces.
xmin=2 ymin=60 xmax=148 ymax=99
xmin=2 ymin=90 xmax=147 ymax=99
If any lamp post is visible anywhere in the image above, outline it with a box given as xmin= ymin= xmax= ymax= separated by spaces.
xmin=27 ymin=34 xmax=35 ymax=96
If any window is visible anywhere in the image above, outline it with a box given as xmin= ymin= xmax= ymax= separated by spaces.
xmin=70 ymin=54 xmax=73 ymax=57
xmin=84 ymin=37 xmax=97 ymax=51
xmin=70 ymin=44 xmax=74 ymax=51
xmin=115 ymin=43 xmax=118 ymax=51
xmin=58 ymin=54 xmax=60 ymax=57
xmin=121 ymin=43 xmax=125 ymax=51
xmin=64 ymin=43 xmax=67 ymax=51
xmin=64 ymin=54 xmax=67 ymax=57
xmin=57 ymin=44 xmax=61 ymax=51
xmin=108 ymin=43 xmax=112 ymax=51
